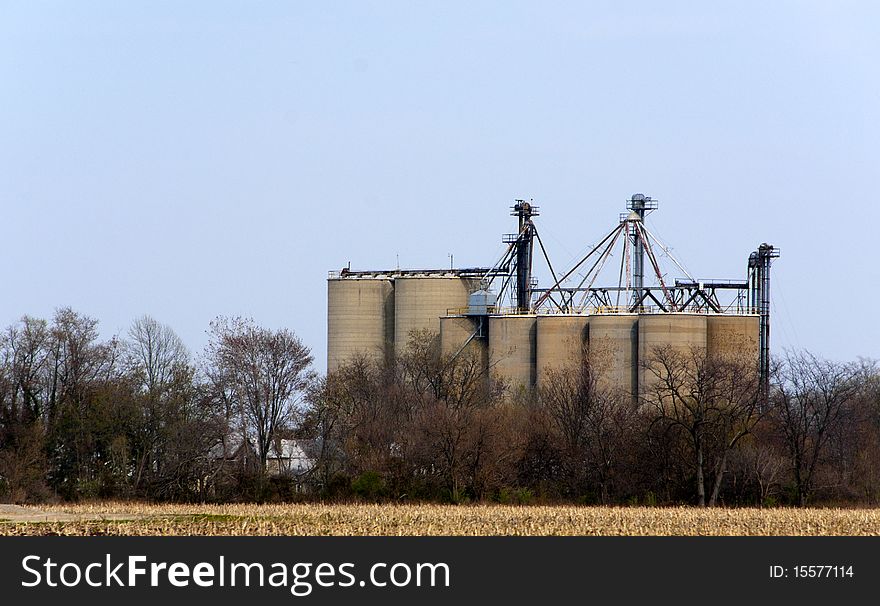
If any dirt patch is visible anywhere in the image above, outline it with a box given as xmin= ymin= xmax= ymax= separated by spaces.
xmin=0 ymin=504 xmax=149 ymax=523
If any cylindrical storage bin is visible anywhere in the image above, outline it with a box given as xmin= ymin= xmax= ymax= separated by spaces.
xmin=535 ymin=315 xmax=589 ymax=389
xmin=638 ymin=313 xmax=708 ymax=398
xmin=327 ymin=278 xmax=394 ymax=371
xmin=393 ymin=276 xmax=478 ymax=355
xmin=489 ymin=315 xmax=537 ymax=392
xmin=707 ymin=315 xmax=759 ymax=366
xmin=589 ymin=314 xmax=639 ymax=399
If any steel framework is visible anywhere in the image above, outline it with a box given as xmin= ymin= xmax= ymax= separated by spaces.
xmin=473 ymin=196 xmax=776 ymax=337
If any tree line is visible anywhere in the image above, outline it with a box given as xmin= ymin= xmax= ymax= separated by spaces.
xmin=312 ymin=333 xmax=879 ymax=507
xmin=1 ymin=308 xmax=878 ymax=507
xmin=0 ymin=310 xmax=312 ymax=502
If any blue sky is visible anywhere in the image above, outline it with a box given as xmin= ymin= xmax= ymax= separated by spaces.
xmin=1 ymin=1 xmax=878 ymax=369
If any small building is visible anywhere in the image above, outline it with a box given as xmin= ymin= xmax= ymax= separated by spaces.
xmin=266 ymin=438 xmax=320 ymax=479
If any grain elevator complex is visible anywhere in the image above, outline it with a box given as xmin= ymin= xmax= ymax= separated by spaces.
xmin=327 ymin=196 xmax=779 ymax=399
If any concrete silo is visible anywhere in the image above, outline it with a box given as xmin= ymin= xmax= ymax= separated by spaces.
xmin=707 ymin=315 xmax=759 ymax=366
xmin=589 ymin=314 xmax=639 ymax=399
xmin=535 ymin=315 xmax=589 ymax=389
xmin=489 ymin=315 xmax=537 ymax=391
xmin=326 ymin=276 xmax=394 ymax=371
xmin=638 ymin=313 xmax=708 ymax=395
xmin=394 ymin=276 xmax=479 ymax=354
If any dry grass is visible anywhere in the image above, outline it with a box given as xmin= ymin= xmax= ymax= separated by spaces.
xmin=2 ymin=502 xmax=880 ymax=536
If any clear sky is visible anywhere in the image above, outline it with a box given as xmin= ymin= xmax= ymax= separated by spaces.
xmin=2 ymin=1 xmax=878 ymax=370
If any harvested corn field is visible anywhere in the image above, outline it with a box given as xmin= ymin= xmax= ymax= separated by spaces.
xmin=2 ymin=503 xmax=880 ymax=536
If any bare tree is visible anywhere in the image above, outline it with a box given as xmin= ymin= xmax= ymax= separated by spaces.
xmin=538 ymin=349 xmax=637 ymax=503
xmin=402 ymin=333 xmax=512 ymax=501
xmin=0 ymin=318 xmax=54 ymax=500
xmin=205 ymin=317 xmax=314 ymax=469
xmin=45 ymin=307 xmax=121 ymax=416
xmin=1 ymin=317 xmax=51 ymax=426
xmin=126 ymin=315 xmax=189 ymax=395
xmin=317 ymin=353 xmax=402 ymax=478
xmin=124 ymin=316 xmax=193 ymax=490
xmin=309 ymin=331 xmax=513 ymax=501
xmin=848 ymin=359 xmax=880 ymax=503
xmin=40 ymin=308 xmax=124 ymax=497
xmin=772 ymin=351 xmax=860 ymax=506
xmin=643 ymin=345 xmax=763 ymax=506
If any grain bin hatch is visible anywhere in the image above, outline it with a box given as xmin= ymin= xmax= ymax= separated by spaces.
xmin=466 ymin=289 xmax=497 ymax=316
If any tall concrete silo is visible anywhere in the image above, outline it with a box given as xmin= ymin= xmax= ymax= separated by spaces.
xmin=489 ymin=315 xmax=537 ymax=391
xmin=707 ymin=315 xmax=759 ymax=366
xmin=327 ymin=277 xmax=394 ymax=371
xmin=394 ymin=276 xmax=479 ymax=354
xmin=535 ymin=315 xmax=589 ymax=389
xmin=638 ymin=313 xmax=708 ymax=396
xmin=589 ymin=314 xmax=639 ymax=399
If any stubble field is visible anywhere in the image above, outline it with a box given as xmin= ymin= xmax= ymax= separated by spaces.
xmin=2 ymin=502 xmax=880 ymax=536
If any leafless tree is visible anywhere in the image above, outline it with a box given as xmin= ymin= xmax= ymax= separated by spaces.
xmin=45 ymin=307 xmax=121 ymax=417
xmin=317 ymin=353 xmax=403 ymax=478
xmin=402 ymin=334 xmax=512 ymax=501
xmin=538 ymin=349 xmax=637 ymax=503
xmin=126 ymin=315 xmax=189 ymax=395
xmin=123 ymin=316 xmax=196 ymax=490
xmin=642 ymin=345 xmax=763 ymax=506
xmin=309 ymin=331 xmax=514 ymax=501
xmin=205 ymin=317 xmax=314 ymax=469
xmin=728 ymin=437 xmax=785 ymax=505
xmin=0 ymin=318 xmax=52 ymax=500
xmin=772 ymin=351 xmax=860 ymax=506
xmin=1 ymin=317 xmax=51 ymax=426
xmin=848 ymin=359 xmax=880 ymax=502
